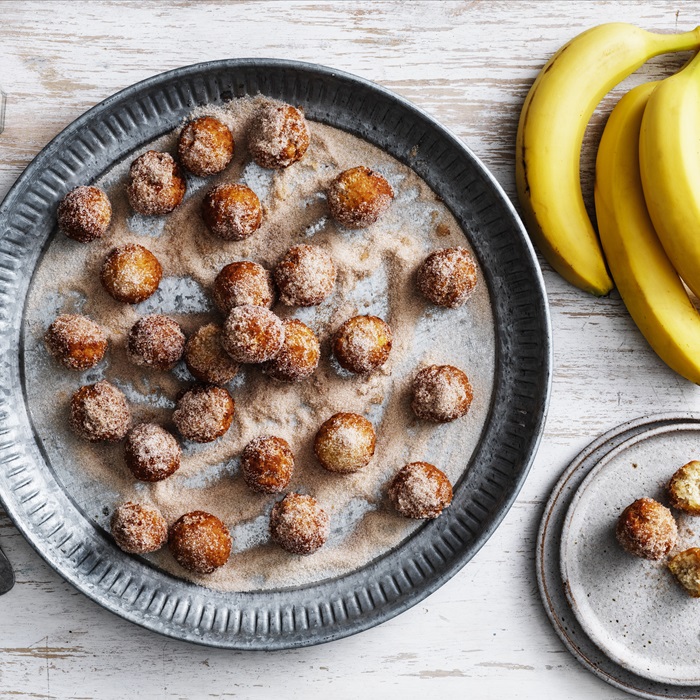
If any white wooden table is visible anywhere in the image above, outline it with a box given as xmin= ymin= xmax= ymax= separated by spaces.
xmin=2 ymin=2 xmax=699 ymax=697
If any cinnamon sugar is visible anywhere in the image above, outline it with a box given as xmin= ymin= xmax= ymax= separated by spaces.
xmin=24 ymin=95 xmax=496 ymax=591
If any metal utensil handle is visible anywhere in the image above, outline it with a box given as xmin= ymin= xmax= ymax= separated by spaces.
xmin=0 ymin=543 xmax=15 ymax=594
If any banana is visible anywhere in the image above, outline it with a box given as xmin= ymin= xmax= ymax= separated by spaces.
xmin=595 ymin=81 xmax=700 ymax=384
xmin=516 ymin=23 xmax=700 ymax=296
xmin=639 ymin=50 xmax=700 ymax=300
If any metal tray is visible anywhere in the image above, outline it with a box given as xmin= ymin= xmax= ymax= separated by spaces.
xmin=0 ymin=59 xmax=551 ymax=649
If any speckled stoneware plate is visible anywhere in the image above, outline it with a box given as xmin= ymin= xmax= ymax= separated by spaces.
xmin=539 ymin=414 xmax=700 ymax=698
xmin=0 ymin=59 xmax=551 ymax=648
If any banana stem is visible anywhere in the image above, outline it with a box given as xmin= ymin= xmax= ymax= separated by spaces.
xmin=650 ymin=26 xmax=700 ymax=53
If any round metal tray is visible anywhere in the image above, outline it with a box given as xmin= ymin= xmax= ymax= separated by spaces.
xmin=0 ymin=59 xmax=551 ymax=649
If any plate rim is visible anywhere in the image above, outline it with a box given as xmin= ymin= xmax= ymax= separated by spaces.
xmin=0 ymin=57 xmax=552 ymax=649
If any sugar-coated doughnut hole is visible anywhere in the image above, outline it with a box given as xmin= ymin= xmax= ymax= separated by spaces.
xmin=389 ymin=462 xmax=453 ymax=519
xmin=248 ymin=102 xmax=310 ymax=169
xmin=241 ymin=435 xmax=294 ymax=494
xmin=101 ymin=243 xmax=162 ymax=304
xmin=269 ymin=493 xmax=330 ymax=555
xmin=178 ymin=116 xmax=234 ymax=177
xmin=221 ymin=305 xmax=285 ymax=364
xmin=212 ymin=260 xmax=275 ymax=314
xmin=327 ymin=166 xmax=394 ymax=229
xmin=262 ymin=318 xmax=320 ymax=382
xmin=173 ymin=385 xmax=235 ymax=443
xmin=127 ymin=315 xmax=185 ymax=371
xmin=185 ymin=323 xmax=239 ymax=385
xmin=44 ymin=314 xmax=107 ymax=371
xmin=69 ymin=380 xmax=131 ymax=443
xmin=314 ymin=412 xmax=376 ymax=474
xmin=57 ymin=186 xmax=112 ymax=242
xmin=416 ymin=247 xmax=478 ymax=309
xmin=274 ymin=244 xmax=336 ymax=307
xmin=168 ymin=510 xmax=232 ymax=574
xmin=124 ymin=423 xmax=181 ymax=482
xmin=111 ymin=502 xmax=168 ymax=554
xmin=411 ymin=364 xmax=473 ymax=422
xmin=616 ymin=498 xmax=678 ymax=561
xmin=202 ymin=183 xmax=262 ymax=241
xmin=333 ymin=315 xmax=392 ymax=374
xmin=126 ymin=150 xmax=186 ymax=216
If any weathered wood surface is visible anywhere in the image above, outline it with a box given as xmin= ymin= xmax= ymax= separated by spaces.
xmin=1 ymin=1 xmax=699 ymax=697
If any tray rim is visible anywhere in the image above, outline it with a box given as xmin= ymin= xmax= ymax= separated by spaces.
xmin=0 ymin=57 xmax=552 ymax=649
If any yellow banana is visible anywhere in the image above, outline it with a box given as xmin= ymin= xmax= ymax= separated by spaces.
xmin=516 ymin=23 xmax=700 ymax=296
xmin=595 ymin=81 xmax=700 ymax=385
xmin=639 ymin=50 xmax=700 ymax=300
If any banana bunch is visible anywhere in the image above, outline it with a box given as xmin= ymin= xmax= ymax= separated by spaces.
xmin=517 ymin=23 xmax=700 ymax=384
xmin=516 ymin=23 xmax=700 ymax=296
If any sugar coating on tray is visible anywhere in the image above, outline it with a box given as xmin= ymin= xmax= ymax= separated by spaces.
xmin=184 ymin=323 xmax=239 ymax=385
xmin=212 ymin=260 xmax=275 ymax=314
xmin=669 ymin=548 xmax=700 ymax=597
xmin=126 ymin=315 xmax=186 ymax=371
xmin=269 ymin=493 xmax=330 ymax=555
xmin=417 ymin=247 xmax=478 ymax=309
xmin=274 ymin=244 xmax=337 ymax=307
xmin=125 ymin=423 xmax=181 ymax=482
xmin=262 ymin=318 xmax=320 ymax=382
xmin=57 ymin=186 xmax=112 ymax=243
xmin=248 ymin=102 xmax=310 ymax=169
xmin=616 ymin=497 xmax=678 ymax=560
xmin=126 ymin=150 xmax=186 ymax=216
xmin=333 ymin=315 xmax=392 ymax=374
xmin=69 ymin=380 xmax=131 ymax=443
xmin=177 ymin=116 xmax=234 ymax=177
xmin=389 ymin=462 xmax=453 ymax=519
xmin=221 ymin=305 xmax=285 ymax=363
xmin=411 ymin=364 xmax=473 ymax=422
xmin=101 ymin=243 xmax=163 ymax=304
xmin=202 ymin=183 xmax=263 ymax=241
xmin=168 ymin=510 xmax=232 ymax=574
xmin=327 ymin=166 xmax=394 ymax=229
xmin=111 ymin=501 xmax=168 ymax=554
xmin=668 ymin=460 xmax=700 ymax=514
xmin=241 ymin=435 xmax=294 ymax=494
xmin=44 ymin=314 xmax=107 ymax=371
xmin=173 ymin=385 xmax=234 ymax=443
xmin=314 ymin=412 xmax=376 ymax=474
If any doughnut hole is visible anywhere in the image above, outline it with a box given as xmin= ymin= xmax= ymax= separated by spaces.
xmin=111 ymin=502 xmax=168 ymax=554
xmin=269 ymin=493 xmax=330 ymax=555
xmin=57 ymin=186 xmax=111 ymax=242
xmin=212 ymin=260 xmax=275 ymax=314
xmin=69 ymin=380 xmax=131 ymax=442
xmin=333 ymin=315 xmax=392 ymax=374
xmin=169 ymin=511 xmax=232 ymax=574
xmin=616 ymin=497 xmax=678 ymax=560
xmin=125 ymin=423 xmax=181 ymax=482
xmin=669 ymin=548 xmax=700 ymax=597
xmin=248 ymin=102 xmax=310 ymax=169
xmin=221 ymin=305 xmax=285 ymax=364
xmin=411 ymin=364 xmax=473 ymax=422
xmin=126 ymin=315 xmax=186 ymax=371
xmin=389 ymin=462 xmax=453 ymax=519
xmin=327 ymin=166 xmax=394 ymax=228
xmin=274 ymin=244 xmax=336 ymax=307
xmin=262 ymin=319 xmax=320 ymax=382
xmin=202 ymin=184 xmax=262 ymax=241
xmin=241 ymin=436 xmax=294 ymax=494
xmin=185 ymin=323 xmax=239 ymax=385
xmin=668 ymin=460 xmax=700 ymax=514
xmin=314 ymin=413 xmax=376 ymax=474
xmin=178 ymin=116 xmax=234 ymax=177
xmin=126 ymin=150 xmax=186 ymax=216
xmin=173 ymin=385 xmax=234 ymax=443
xmin=44 ymin=314 xmax=107 ymax=371
xmin=417 ymin=247 xmax=478 ymax=309
xmin=101 ymin=243 xmax=162 ymax=304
